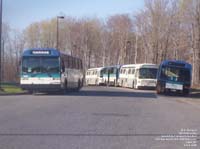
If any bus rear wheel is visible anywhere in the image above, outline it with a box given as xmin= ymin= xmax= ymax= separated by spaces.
xmin=75 ymin=80 xmax=81 ymax=92
xmin=183 ymin=89 xmax=190 ymax=96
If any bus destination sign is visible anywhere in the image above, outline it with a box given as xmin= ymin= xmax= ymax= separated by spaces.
xmin=31 ymin=50 xmax=50 ymax=55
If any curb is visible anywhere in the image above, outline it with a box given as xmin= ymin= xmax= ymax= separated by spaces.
xmin=0 ymin=92 xmax=29 ymax=96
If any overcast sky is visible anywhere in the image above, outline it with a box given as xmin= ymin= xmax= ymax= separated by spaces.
xmin=3 ymin=0 xmax=144 ymax=30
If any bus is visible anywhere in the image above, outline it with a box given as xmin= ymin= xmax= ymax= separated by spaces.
xmin=118 ymin=64 xmax=158 ymax=89
xmin=156 ymin=60 xmax=192 ymax=95
xmin=20 ymin=48 xmax=83 ymax=93
xmin=85 ymin=67 xmax=105 ymax=86
xmin=101 ymin=65 xmax=121 ymax=86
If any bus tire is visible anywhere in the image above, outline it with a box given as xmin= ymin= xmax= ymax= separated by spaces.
xmin=156 ymin=84 xmax=161 ymax=94
xmin=75 ymin=80 xmax=81 ymax=92
xmin=183 ymin=89 xmax=190 ymax=96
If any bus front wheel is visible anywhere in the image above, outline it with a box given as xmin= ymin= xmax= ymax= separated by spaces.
xmin=183 ymin=89 xmax=190 ymax=96
xmin=156 ymin=84 xmax=165 ymax=94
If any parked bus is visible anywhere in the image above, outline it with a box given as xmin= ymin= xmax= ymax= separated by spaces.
xmin=102 ymin=65 xmax=121 ymax=86
xmin=20 ymin=48 xmax=83 ymax=93
xmin=118 ymin=64 xmax=158 ymax=89
xmin=156 ymin=60 xmax=192 ymax=95
xmin=85 ymin=67 xmax=105 ymax=85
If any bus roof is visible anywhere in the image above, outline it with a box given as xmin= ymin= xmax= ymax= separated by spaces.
xmin=104 ymin=65 xmax=121 ymax=69
xmin=87 ymin=67 xmax=104 ymax=71
xmin=121 ymin=63 xmax=158 ymax=69
xmin=22 ymin=48 xmax=82 ymax=60
xmin=160 ymin=60 xmax=192 ymax=69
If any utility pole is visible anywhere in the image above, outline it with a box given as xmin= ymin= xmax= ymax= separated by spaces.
xmin=0 ymin=0 xmax=3 ymax=90
xmin=56 ymin=16 xmax=64 ymax=50
xmin=2 ymin=39 xmax=3 ymax=82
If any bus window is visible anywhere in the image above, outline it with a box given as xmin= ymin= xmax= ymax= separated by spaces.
xmin=139 ymin=68 xmax=157 ymax=79
xmin=22 ymin=57 xmax=40 ymax=73
xmin=113 ymin=68 xmax=117 ymax=74
xmin=123 ymin=69 xmax=126 ymax=74
xmin=128 ymin=69 xmax=131 ymax=74
xmin=132 ymin=69 xmax=135 ymax=74
xmin=121 ymin=69 xmax=123 ymax=74
xmin=161 ymin=66 xmax=190 ymax=82
xmin=75 ymin=59 xmax=78 ymax=69
xmin=110 ymin=68 xmax=114 ymax=74
xmin=77 ymin=60 xmax=80 ymax=69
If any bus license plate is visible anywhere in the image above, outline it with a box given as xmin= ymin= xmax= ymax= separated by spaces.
xmin=166 ymin=83 xmax=183 ymax=90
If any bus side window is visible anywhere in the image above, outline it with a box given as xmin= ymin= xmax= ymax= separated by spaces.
xmin=77 ymin=59 xmax=80 ymax=69
xmin=61 ymin=59 xmax=65 ymax=72
xmin=72 ymin=58 xmax=75 ymax=69
xmin=110 ymin=68 xmax=113 ymax=74
xmin=68 ymin=57 xmax=71 ymax=68
xmin=132 ymin=69 xmax=135 ymax=74
xmin=75 ymin=59 xmax=77 ymax=69
xmin=80 ymin=60 xmax=83 ymax=69
xmin=76 ymin=59 xmax=79 ymax=69
xmin=72 ymin=58 xmax=74 ymax=69
xmin=128 ymin=69 xmax=131 ymax=74
xmin=121 ymin=69 xmax=123 ymax=74
xmin=65 ymin=56 xmax=68 ymax=68
xmin=124 ymin=69 xmax=126 ymax=74
xmin=113 ymin=68 xmax=117 ymax=74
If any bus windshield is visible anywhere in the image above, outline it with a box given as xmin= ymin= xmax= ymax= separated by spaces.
xmin=139 ymin=68 xmax=157 ymax=79
xmin=22 ymin=57 xmax=60 ymax=74
xmin=160 ymin=66 xmax=190 ymax=82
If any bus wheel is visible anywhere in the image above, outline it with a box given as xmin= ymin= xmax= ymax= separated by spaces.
xmin=156 ymin=85 xmax=161 ymax=94
xmin=28 ymin=90 xmax=33 ymax=94
xmin=183 ymin=89 xmax=190 ymax=96
xmin=156 ymin=86 xmax=161 ymax=94
xmin=75 ymin=80 xmax=81 ymax=92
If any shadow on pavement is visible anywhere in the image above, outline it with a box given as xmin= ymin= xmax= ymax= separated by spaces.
xmin=42 ymin=89 xmax=158 ymax=98
xmin=189 ymin=92 xmax=200 ymax=99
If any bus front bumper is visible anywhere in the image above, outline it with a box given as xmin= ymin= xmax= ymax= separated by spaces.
xmin=20 ymin=84 xmax=61 ymax=92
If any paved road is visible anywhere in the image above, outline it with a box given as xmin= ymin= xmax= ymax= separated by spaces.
xmin=0 ymin=86 xmax=199 ymax=149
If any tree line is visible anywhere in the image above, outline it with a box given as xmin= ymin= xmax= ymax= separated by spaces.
xmin=1 ymin=0 xmax=200 ymax=86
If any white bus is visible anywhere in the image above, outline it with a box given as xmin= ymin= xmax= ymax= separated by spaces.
xmin=85 ymin=67 xmax=105 ymax=86
xmin=101 ymin=65 xmax=121 ymax=86
xmin=118 ymin=64 xmax=158 ymax=89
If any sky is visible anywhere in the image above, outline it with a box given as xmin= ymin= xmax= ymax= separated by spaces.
xmin=3 ymin=0 xmax=144 ymax=30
